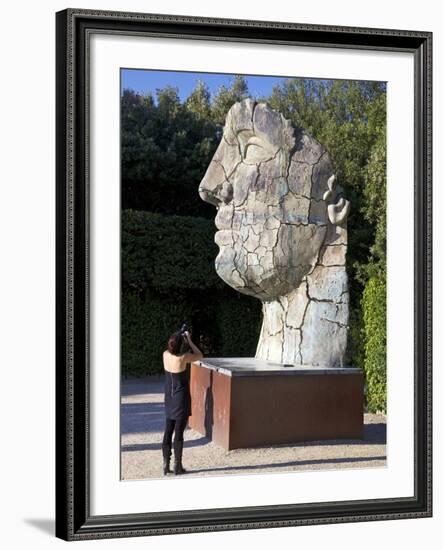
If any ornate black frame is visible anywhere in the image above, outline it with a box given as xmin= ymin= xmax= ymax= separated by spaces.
xmin=55 ymin=8 xmax=432 ymax=541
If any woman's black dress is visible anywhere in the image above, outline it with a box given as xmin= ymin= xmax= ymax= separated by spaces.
xmin=164 ymin=370 xmax=192 ymax=420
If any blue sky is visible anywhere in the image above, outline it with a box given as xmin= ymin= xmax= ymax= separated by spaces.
xmin=121 ymin=68 xmax=297 ymax=101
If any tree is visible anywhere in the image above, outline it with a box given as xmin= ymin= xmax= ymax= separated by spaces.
xmin=184 ymin=80 xmax=212 ymax=120
xmin=211 ymin=75 xmax=249 ymax=125
xmin=121 ymin=85 xmax=218 ymax=217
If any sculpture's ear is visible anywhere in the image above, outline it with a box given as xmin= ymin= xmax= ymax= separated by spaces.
xmin=322 ymin=174 xmax=336 ymax=202
xmin=328 ymin=197 xmax=350 ymax=225
xmin=322 ymin=174 xmax=350 ymax=226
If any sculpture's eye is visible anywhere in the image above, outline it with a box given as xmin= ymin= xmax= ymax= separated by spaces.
xmin=237 ymin=131 xmax=277 ymax=164
xmin=244 ymin=137 xmax=266 ymax=160
xmin=237 ymin=129 xmax=254 ymax=151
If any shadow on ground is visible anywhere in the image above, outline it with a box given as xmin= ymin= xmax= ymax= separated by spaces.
xmin=122 ymin=433 xmax=211 ymax=452
xmin=186 ymin=454 xmax=387 ymax=474
xmin=121 ymin=402 xmax=166 ymax=435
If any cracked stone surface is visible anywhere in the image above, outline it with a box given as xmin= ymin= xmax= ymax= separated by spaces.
xmin=199 ymin=99 xmax=351 ymax=367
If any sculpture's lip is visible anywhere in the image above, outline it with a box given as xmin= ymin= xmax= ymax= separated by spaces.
xmin=214 ymin=204 xmax=236 ymax=230
xmin=214 ymin=228 xmax=239 ymax=246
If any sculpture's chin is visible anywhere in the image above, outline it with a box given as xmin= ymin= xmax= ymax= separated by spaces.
xmin=214 ymin=229 xmax=234 ymax=247
xmin=215 ymin=242 xmax=317 ymax=301
xmin=213 ymin=244 xmax=257 ymax=296
xmin=214 ymin=245 xmax=238 ymax=285
xmin=214 ymin=244 xmax=276 ymax=300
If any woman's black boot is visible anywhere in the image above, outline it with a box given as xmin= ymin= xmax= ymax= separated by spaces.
xmin=173 ymin=441 xmax=187 ymax=475
xmin=162 ymin=444 xmax=172 ymax=475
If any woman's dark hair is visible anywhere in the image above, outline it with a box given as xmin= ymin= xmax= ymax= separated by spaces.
xmin=167 ymin=333 xmax=183 ymax=356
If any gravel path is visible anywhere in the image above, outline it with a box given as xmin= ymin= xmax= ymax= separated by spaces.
xmin=121 ymin=377 xmax=386 ymax=481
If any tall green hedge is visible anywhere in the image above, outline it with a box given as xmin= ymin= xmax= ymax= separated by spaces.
xmin=361 ymin=274 xmax=387 ymax=412
xmin=121 ymin=210 xmax=262 ymax=376
xmin=214 ymin=293 xmax=263 ymax=357
xmin=122 ymin=209 xmax=224 ymax=294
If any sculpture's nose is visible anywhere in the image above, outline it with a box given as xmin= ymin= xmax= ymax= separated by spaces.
xmin=198 ymin=159 xmax=228 ymax=207
xmin=198 ymin=185 xmax=221 ymax=207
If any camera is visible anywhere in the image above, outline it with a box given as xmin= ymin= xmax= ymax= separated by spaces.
xmin=177 ymin=322 xmax=191 ymax=353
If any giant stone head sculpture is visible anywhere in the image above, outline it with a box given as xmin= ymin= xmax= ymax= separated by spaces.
xmin=199 ymin=99 xmax=350 ymax=367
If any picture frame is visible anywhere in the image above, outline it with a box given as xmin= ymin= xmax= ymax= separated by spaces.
xmin=55 ymin=8 xmax=432 ymax=541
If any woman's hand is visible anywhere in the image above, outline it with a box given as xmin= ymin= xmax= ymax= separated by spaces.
xmin=183 ymin=330 xmax=191 ymax=341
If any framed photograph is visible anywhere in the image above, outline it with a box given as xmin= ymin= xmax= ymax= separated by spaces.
xmin=55 ymin=8 xmax=432 ymax=541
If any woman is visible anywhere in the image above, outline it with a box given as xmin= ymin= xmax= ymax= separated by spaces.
xmin=162 ymin=330 xmax=203 ymax=475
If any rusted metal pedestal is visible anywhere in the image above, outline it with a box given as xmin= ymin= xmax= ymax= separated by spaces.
xmin=189 ymin=358 xmax=363 ymax=450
